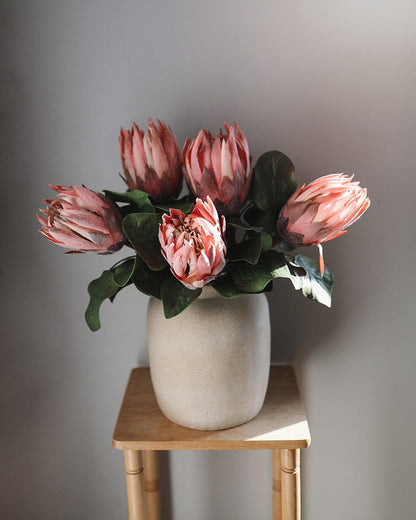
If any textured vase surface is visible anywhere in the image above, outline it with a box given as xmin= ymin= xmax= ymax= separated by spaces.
xmin=147 ymin=286 xmax=271 ymax=430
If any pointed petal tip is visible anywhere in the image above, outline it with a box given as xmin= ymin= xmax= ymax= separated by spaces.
xmin=317 ymin=243 xmax=325 ymax=276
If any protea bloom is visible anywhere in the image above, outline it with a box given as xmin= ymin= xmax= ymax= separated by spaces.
xmin=119 ymin=119 xmax=182 ymax=202
xmin=159 ymin=197 xmax=227 ymax=289
xmin=182 ymin=122 xmax=252 ymax=216
xmin=37 ymin=184 xmax=124 ymax=254
xmin=278 ymin=173 xmax=370 ymax=274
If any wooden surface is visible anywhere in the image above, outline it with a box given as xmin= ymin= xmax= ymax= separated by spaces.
xmin=113 ymin=365 xmax=310 ymax=451
xmin=281 ymin=449 xmax=301 ymax=520
xmin=123 ymin=450 xmax=145 ymax=520
xmin=143 ymin=451 xmax=161 ymax=520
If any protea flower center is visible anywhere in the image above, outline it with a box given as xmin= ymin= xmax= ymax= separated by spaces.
xmin=172 ymin=214 xmax=205 ymax=255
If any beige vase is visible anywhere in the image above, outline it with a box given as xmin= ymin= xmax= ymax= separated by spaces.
xmin=147 ymin=286 xmax=271 ymax=430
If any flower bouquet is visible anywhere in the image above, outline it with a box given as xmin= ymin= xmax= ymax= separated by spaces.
xmin=37 ymin=120 xmax=370 ymax=331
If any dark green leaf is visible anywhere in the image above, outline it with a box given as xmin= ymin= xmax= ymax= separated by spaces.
xmin=122 ymin=213 xmax=166 ymax=271
xmin=132 ymin=255 xmax=168 ymax=299
xmin=243 ymin=206 xmax=279 ymax=237
xmin=226 ymin=216 xmax=258 ymax=231
xmin=258 ymin=250 xmax=292 ymax=276
xmin=109 ymin=286 xmax=123 ymax=304
xmin=211 ymin=275 xmax=247 ymax=298
xmin=152 ymin=194 xmax=195 ymax=214
xmin=112 ymin=256 xmax=136 ymax=287
xmin=248 ymin=151 xmax=297 ymax=236
xmin=277 ymin=240 xmax=296 ymax=252
xmin=153 ymin=200 xmax=194 ymax=214
xmin=228 ymin=235 xmax=261 ymax=264
xmin=260 ymin=232 xmax=273 ymax=253
xmin=85 ymin=270 xmax=119 ymax=331
xmin=231 ymin=265 xmax=268 ymax=292
xmin=108 ymin=256 xmax=136 ymax=303
xmin=287 ymin=255 xmax=334 ymax=307
xmin=228 ymin=231 xmax=273 ymax=265
xmin=231 ymin=250 xmax=290 ymax=293
xmin=104 ymin=189 xmax=155 ymax=213
xmin=252 ymin=150 xmax=297 ymax=211
xmin=161 ymin=277 xmax=202 ymax=318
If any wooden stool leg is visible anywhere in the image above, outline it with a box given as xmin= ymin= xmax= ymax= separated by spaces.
xmin=281 ymin=449 xmax=301 ymax=520
xmin=124 ymin=450 xmax=145 ymax=520
xmin=273 ymin=450 xmax=282 ymax=520
xmin=143 ymin=451 xmax=161 ymax=520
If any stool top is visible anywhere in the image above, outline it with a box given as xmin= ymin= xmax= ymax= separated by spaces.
xmin=113 ymin=365 xmax=311 ymax=451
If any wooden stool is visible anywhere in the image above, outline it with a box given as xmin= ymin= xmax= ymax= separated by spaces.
xmin=113 ymin=365 xmax=310 ymax=520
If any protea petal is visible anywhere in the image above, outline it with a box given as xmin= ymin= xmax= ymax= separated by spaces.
xmin=182 ymin=122 xmax=252 ymax=216
xmin=119 ymin=119 xmax=182 ymax=201
xmin=158 ymin=197 xmax=227 ymax=289
xmin=37 ymin=185 xmax=124 ymax=254
xmin=131 ymin=124 xmax=147 ymax=181
xmin=278 ymin=173 xmax=370 ymax=251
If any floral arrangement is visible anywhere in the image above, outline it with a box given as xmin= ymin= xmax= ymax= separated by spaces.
xmin=37 ymin=120 xmax=370 ymax=331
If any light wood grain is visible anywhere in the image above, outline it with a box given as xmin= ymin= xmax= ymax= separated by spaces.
xmin=124 ymin=450 xmax=145 ymax=520
xmin=273 ymin=450 xmax=282 ymax=520
xmin=281 ymin=449 xmax=300 ymax=520
xmin=113 ymin=365 xmax=310 ymax=451
xmin=143 ymin=451 xmax=161 ymax=520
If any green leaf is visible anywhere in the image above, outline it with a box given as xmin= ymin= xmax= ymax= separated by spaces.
xmin=226 ymin=216 xmax=258 ymax=231
xmin=153 ymin=200 xmax=194 ymax=214
xmin=211 ymin=275 xmax=247 ymax=298
xmin=85 ymin=270 xmax=119 ymax=331
xmin=260 ymin=232 xmax=273 ymax=253
xmin=248 ymin=151 xmax=297 ymax=236
xmin=231 ymin=250 xmax=334 ymax=306
xmin=104 ymin=189 xmax=155 ymax=213
xmin=122 ymin=213 xmax=166 ymax=271
xmin=287 ymin=255 xmax=334 ymax=307
xmin=152 ymin=194 xmax=195 ymax=215
xmin=132 ymin=255 xmax=168 ymax=299
xmin=231 ymin=250 xmax=290 ymax=292
xmin=112 ymin=256 xmax=136 ymax=287
xmin=277 ymin=240 xmax=296 ymax=252
xmin=161 ymin=277 xmax=202 ymax=318
xmin=252 ymin=150 xmax=297 ymax=211
xmin=212 ymin=273 xmax=274 ymax=298
xmin=243 ymin=207 xmax=277 ymax=236
xmin=228 ymin=234 xmax=261 ymax=264
xmin=228 ymin=231 xmax=273 ymax=265
xmin=108 ymin=256 xmax=136 ymax=303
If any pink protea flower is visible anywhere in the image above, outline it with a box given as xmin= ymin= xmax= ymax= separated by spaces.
xmin=119 ymin=119 xmax=182 ymax=202
xmin=182 ymin=122 xmax=252 ymax=216
xmin=278 ymin=174 xmax=370 ymax=274
xmin=159 ymin=197 xmax=227 ymax=289
xmin=37 ymin=185 xmax=125 ymax=254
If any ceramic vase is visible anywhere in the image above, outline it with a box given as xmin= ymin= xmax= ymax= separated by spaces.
xmin=147 ymin=286 xmax=271 ymax=430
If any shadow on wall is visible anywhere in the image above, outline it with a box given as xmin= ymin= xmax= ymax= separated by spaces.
xmin=267 ymin=233 xmax=375 ymax=367
xmin=267 ymin=272 xmax=340 ymax=365
xmin=0 ymin=56 xmax=126 ymax=516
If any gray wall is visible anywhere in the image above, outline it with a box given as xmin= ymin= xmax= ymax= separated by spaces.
xmin=2 ymin=1 xmax=415 ymax=519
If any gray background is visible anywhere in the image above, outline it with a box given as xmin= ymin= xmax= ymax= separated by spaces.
xmin=1 ymin=0 xmax=415 ymax=519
